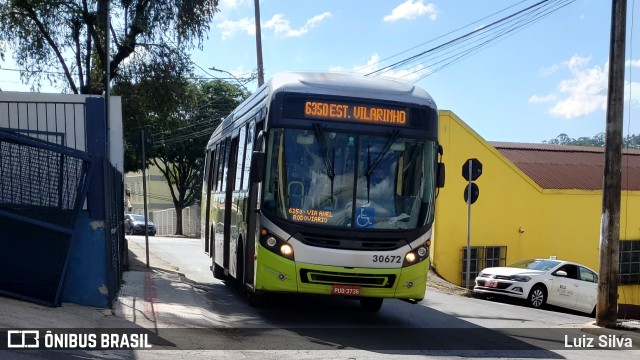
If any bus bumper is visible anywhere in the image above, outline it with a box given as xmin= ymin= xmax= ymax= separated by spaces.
xmin=254 ymin=245 xmax=429 ymax=300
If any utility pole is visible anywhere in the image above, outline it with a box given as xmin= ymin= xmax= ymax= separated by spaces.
xmin=254 ymin=0 xmax=265 ymax=86
xmin=597 ymin=0 xmax=626 ymax=329
xmin=141 ymin=129 xmax=150 ymax=268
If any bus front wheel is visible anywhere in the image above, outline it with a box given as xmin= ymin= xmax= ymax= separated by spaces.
xmin=360 ymin=298 xmax=383 ymax=312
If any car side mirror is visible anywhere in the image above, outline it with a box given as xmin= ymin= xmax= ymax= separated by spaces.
xmin=555 ymin=270 xmax=567 ymax=277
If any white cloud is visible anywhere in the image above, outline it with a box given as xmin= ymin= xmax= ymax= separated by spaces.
xmin=528 ymin=94 xmax=557 ymax=103
xmin=548 ymin=55 xmax=608 ymax=118
xmin=530 ymin=55 xmax=611 ymax=119
xmin=219 ymin=12 xmax=332 ymax=40
xmin=219 ymin=0 xmax=250 ymax=10
xmin=626 ymin=81 xmax=640 ymax=106
xmin=264 ymin=12 xmax=332 ymax=37
xmin=217 ymin=17 xmax=255 ymax=40
xmin=626 ymin=59 xmax=640 ymax=68
xmin=383 ymin=0 xmax=437 ymax=22
xmin=349 ymin=53 xmax=425 ymax=82
xmin=539 ymin=63 xmax=561 ymax=76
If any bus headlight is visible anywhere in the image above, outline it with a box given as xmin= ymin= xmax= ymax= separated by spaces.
xmin=259 ymin=228 xmax=294 ymax=260
xmin=405 ymin=252 xmax=416 ymax=263
xmin=402 ymin=241 xmax=430 ymax=267
xmin=280 ymin=244 xmax=293 ymax=256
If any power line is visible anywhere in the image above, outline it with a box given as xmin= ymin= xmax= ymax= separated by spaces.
xmin=409 ymin=0 xmax=576 ymax=83
xmin=354 ymin=0 xmax=533 ymax=74
xmin=366 ymin=0 xmax=575 ymax=81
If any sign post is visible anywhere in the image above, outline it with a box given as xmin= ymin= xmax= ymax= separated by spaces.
xmin=462 ymin=158 xmax=482 ymax=288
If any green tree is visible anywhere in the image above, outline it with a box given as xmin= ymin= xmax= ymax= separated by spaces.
xmin=624 ymin=134 xmax=640 ymax=149
xmin=0 ymin=0 xmax=218 ymax=93
xmin=543 ymin=133 xmax=605 ymax=147
xmin=543 ymin=132 xmax=640 ymax=148
xmin=113 ymin=52 xmax=249 ymax=235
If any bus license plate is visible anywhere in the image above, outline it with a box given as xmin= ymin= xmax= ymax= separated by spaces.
xmin=332 ymin=284 xmax=361 ymax=296
xmin=485 ymin=280 xmax=498 ymax=288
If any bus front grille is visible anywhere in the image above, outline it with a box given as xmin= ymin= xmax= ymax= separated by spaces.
xmin=297 ymin=232 xmax=407 ymax=251
xmin=300 ymin=269 xmax=396 ymax=288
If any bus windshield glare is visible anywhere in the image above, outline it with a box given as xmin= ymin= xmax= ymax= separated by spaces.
xmin=261 ymin=128 xmax=438 ymax=230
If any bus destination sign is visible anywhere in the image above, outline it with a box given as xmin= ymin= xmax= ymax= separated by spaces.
xmin=302 ymin=100 xmax=408 ymax=125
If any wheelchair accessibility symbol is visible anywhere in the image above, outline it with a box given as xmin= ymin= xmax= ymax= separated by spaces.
xmin=355 ymin=207 xmax=375 ymax=228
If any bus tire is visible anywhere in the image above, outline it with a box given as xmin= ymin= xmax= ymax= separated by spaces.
xmin=247 ymin=291 xmax=265 ymax=308
xmin=360 ymin=298 xmax=383 ymax=312
xmin=213 ymin=263 xmax=226 ymax=280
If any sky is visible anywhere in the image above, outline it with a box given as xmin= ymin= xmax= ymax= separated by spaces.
xmin=2 ymin=0 xmax=640 ymax=144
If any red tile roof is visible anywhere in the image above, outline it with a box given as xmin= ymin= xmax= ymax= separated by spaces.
xmin=490 ymin=142 xmax=640 ymax=191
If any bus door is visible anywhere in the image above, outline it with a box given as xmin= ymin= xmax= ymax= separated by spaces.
xmin=204 ymin=148 xmax=217 ymax=256
xmin=223 ymin=136 xmax=239 ymax=270
xmin=243 ymin=121 xmax=257 ymax=286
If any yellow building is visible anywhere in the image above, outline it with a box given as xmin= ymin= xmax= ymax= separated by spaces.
xmin=125 ymin=165 xmax=174 ymax=214
xmin=433 ymin=110 xmax=640 ymax=317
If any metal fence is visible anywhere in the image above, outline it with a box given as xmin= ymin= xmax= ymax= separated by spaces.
xmin=152 ymin=205 xmax=201 ymax=237
xmin=0 ymin=130 xmax=93 ymax=306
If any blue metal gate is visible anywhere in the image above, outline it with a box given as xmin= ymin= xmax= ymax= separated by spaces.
xmin=0 ymin=130 xmax=93 ymax=306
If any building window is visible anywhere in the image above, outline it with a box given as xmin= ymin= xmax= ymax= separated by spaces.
xmin=619 ymin=240 xmax=640 ymax=285
xmin=461 ymin=246 xmax=507 ymax=288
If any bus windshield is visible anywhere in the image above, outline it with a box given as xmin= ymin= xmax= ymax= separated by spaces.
xmin=261 ymin=128 xmax=438 ymax=230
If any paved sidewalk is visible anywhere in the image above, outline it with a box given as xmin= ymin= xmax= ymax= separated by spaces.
xmin=114 ymin=240 xmax=219 ymax=329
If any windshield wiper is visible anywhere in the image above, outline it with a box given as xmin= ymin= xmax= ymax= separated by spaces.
xmin=364 ymin=130 xmax=399 ymax=201
xmin=313 ymin=124 xmax=336 ymax=205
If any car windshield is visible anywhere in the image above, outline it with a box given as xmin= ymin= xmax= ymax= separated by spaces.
xmin=508 ymin=259 xmax=561 ymax=271
xmin=130 ymin=214 xmax=145 ymax=222
xmin=261 ymin=128 xmax=438 ymax=230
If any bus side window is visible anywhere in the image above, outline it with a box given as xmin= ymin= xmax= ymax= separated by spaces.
xmin=235 ymin=126 xmax=247 ymax=191
xmin=220 ymin=138 xmax=231 ymax=191
xmin=213 ymin=144 xmax=221 ymax=192
xmin=242 ymin=122 xmax=254 ymax=191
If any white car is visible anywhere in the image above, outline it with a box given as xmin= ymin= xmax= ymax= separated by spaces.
xmin=473 ymin=258 xmax=598 ymax=314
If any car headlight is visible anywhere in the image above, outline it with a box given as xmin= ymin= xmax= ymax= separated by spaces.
xmin=510 ymin=275 xmax=531 ymax=282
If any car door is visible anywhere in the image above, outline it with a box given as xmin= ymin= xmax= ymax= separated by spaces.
xmin=548 ymin=264 xmax=581 ymax=309
xmin=575 ymin=266 xmax=598 ymax=312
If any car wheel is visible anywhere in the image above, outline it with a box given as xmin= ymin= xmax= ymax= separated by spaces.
xmin=527 ymin=284 xmax=547 ymax=309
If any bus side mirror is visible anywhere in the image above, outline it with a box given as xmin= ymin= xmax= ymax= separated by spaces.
xmin=437 ymin=162 xmax=445 ymax=188
xmin=250 ymin=151 xmax=265 ymax=183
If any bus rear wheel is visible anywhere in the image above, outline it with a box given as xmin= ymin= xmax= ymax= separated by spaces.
xmin=213 ymin=263 xmax=226 ymax=280
xmin=360 ymin=298 xmax=383 ymax=312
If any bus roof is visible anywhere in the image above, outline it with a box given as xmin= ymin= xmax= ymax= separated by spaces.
xmin=267 ymin=72 xmax=435 ymax=107
xmin=207 ymin=72 xmax=436 ymax=146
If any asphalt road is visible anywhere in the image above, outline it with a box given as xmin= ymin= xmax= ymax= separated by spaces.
xmin=125 ymin=235 xmax=640 ymax=359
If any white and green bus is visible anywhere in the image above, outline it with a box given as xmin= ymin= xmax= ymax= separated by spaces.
xmin=202 ymin=72 xmax=444 ymax=311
